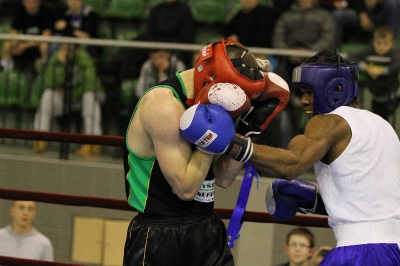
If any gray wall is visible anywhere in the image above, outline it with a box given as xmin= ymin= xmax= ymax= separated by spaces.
xmin=0 ymin=151 xmax=335 ymax=266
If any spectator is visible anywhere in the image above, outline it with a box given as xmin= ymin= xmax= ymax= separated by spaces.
xmin=272 ymin=0 xmax=336 ymax=147
xmin=277 ymin=227 xmax=315 ymax=266
xmin=146 ymin=0 xmax=194 ymax=66
xmin=224 ymin=0 xmax=279 ymax=72
xmin=100 ymin=33 xmax=150 ymax=153
xmin=0 ymin=0 xmax=53 ymax=72
xmin=273 ymin=0 xmax=336 ymax=78
xmin=135 ymin=49 xmax=186 ymax=99
xmin=0 ymin=201 xmax=53 ymax=261
xmin=332 ymin=0 xmax=400 ymax=46
xmin=52 ymin=0 xmax=101 ymax=59
xmin=224 ymin=0 xmax=279 ymax=50
xmin=347 ymin=26 xmax=400 ymax=122
xmin=32 ymin=40 xmax=104 ymax=158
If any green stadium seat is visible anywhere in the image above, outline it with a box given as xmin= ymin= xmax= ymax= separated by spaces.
xmin=0 ymin=22 xmax=11 ymax=57
xmin=29 ymin=74 xmax=46 ymax=109
xmin=105 ymin=0 xmax=146 ymax=20
xmin=188 ymin=0 xmax=228 ymax=24
xmin=85 ymin=0 xmax=107 ymax=17
xmin=0 ymin=71 xmax=28 ymax=108
xmin=228 ymin=0 xmax=271 ymax=21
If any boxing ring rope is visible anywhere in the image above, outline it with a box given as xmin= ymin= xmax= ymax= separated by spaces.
xmin=0 ymin=128 xmax=328 ymax=265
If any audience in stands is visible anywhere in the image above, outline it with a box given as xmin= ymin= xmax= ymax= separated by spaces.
xmin=2 ymin=0 xmax=398 ymax=158
xmin=52 ymin=0 xmax=101 ymax=59
xmin=347 ymin=26 xmax=400 ymax=123
xmin=146 ymin=0 xmax=194 ymax=66
xmin=224 ymin=0 xmax=279 ymax=50
xmin=135 ymin=49 xmax=186 ymax=99
xmin=224 ymin=0 xmax=279 ymax=71
xmin=0 ymin=0 xmax=53 ymax=73
xmin=332 ymin=0 xmax=400 ymax=47
xmin=32 ymin=38 xmax=104 ymax=158
xmin=272 ymin=0 xmax=336 ymax=147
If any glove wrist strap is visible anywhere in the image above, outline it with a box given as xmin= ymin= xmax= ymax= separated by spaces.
xmin=227 ymin=163 xmax=258 ymax=248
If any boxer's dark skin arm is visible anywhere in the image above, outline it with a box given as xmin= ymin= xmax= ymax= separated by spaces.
xmin=248 ymin=88 xmax=352 ymax=180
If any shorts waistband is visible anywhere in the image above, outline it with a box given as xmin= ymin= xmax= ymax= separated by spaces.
xmin=333 ymin=219 xmax=400 ymax=247
xmin=136 ymin=211 xmax=214 ymax=226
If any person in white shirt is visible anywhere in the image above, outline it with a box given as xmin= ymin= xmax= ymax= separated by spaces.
xmin=0 ymin=201 xmax=53 ymax=261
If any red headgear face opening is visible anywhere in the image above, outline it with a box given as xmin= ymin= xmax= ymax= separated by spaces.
xmin=190 ymin=38 xmax=266 ymax=106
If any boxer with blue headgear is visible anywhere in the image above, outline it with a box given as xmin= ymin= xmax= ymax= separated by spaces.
xmin=292 ymin=49 xmax=359 ymax=116
xmin=247 ymin=49 xmax=400 ymax=266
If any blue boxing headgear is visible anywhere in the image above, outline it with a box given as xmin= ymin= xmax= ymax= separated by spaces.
xmin=292 ymin=50 xmax=359 ymax=116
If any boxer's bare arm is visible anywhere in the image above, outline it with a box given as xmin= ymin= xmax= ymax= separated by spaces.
xmin=132 ymin=88 xmax=214 ymax=201
xmin=249 ymin=114 xmax=351 ymax=179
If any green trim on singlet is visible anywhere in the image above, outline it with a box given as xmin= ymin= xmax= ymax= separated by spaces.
xmin=125 ymin=150 xmax=155 ymax=212
xmin=125 ymin=72 xmax=187 ymax=212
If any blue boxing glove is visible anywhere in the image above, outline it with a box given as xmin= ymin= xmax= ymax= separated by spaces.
xmin=265 ymin=179 xmax=319 ymax=221
xmin=180 ymin=103 xmax=235 ymax=154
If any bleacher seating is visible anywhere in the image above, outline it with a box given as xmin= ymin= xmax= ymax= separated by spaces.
xmin=104 ymin=0 xmax=147 ymax=20
xmin=187 ymin=0 xmax=228 ymax=25
xmin=85 ymin=0 xmax=107 ymax=17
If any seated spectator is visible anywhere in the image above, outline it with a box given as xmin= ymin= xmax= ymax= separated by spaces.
xmin=224 ymin=0 xmax=279 ymax=71
xmin=347 ymin=26 xmax=400 ymax=122
xmin=224 ymin=0 xmax=279 ymax=49
xmin=332 ymin=0 xmax=400 ymax=46
xmin=109 ymin=48 xmax=186 ymax=158
xmin=146 ymin=0 xmax=194 ymax=66
xmin=135 ymin=49 xmax=187 ymax=99
xmin=32 ymin=39 xmax=105 ymax=157
xmin=0 ymin=0 xmax=53 ymax=72
xmin=0 ymin=201 xmax=53 ymax=261
xmin=52 ymin=0 xmax=101 ymax=59
xmin=272 ymin=0 xmax=336 ymax=147
xmin=277 ymin=227 xmax=315 ymax=266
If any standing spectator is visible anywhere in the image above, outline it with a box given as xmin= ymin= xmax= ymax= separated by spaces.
xmin=146 ymin=0 xmax=194 ymax=66
xmin=272 ymin=0 xmax=336 ymax=146
xmin=347 ymin=26 xmax=400 ymax=122
xmin=0 ymin=201 xmax=53 ymax=261
xmin=277 ymin=227 xmax=315 ymax=266
xmin=0 ymin=0 xmax=53 ymax=72
xmin=32 ymin=40 xmax=104 ymax=158
xmin=332 ymin=0 xmax=400 ymax=46
xmin=52 ymin=0 xmax=101 ymax=59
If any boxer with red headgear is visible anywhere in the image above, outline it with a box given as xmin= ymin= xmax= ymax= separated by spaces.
xmin=123 ymin=38 xmax=290 ymax=265
xmin=181 ymin=38 xmax=290 ymax=161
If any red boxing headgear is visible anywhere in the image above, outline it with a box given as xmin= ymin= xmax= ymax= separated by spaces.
xmin=189 ymin=38 xmax=266 ymax=106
